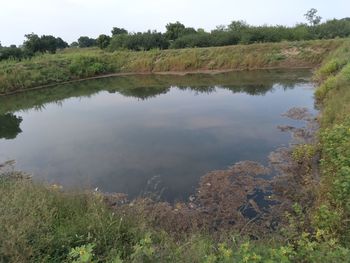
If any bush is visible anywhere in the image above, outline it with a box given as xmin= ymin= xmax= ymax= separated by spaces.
xmin=108 ymin=32 xmax=169 ymax=51
xmin=68 ymin=55 xmax=113 ymax=78
xmin=0 ymin=46 xmax=25 ymax=61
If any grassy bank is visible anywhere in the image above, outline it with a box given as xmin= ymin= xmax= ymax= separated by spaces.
xmin=1 ymin=39 xmax=350 ymax=262
xmin=0 ymin=39 xmax=343 ymax=95
xmin=311 ymin=40 xmax=350 ymax=245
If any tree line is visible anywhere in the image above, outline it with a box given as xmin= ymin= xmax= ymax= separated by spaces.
xmin=0 ymin=34 xmax=68 ymax=61
xmin=1 ymin=9 xmax=350 ymax=61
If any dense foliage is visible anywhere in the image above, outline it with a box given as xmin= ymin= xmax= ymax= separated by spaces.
xmin=77 ymin=36 xmax=97 ymax=48
xmin=0 ymin=33 xmax=68 ymax=61
xmin=105 ymin=17 xmax=350 ymax=51
xmin=0 ymin=45 xmax=25 ymax=61
xmin=108 ymin=31 xmax=169 ymax=51
xmin=23 ymin=33 xmax=68 ymax=55
xmin=1 ymin=9 xmax=350 ymax=60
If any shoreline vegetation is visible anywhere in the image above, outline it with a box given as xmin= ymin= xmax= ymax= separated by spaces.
xmin=0 ymin=39 xmax=344 ymax=95
xmin=1 ymin=38 xmax=350 ymax=262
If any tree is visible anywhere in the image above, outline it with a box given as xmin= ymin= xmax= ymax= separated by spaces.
xmin=108 ymin=31 xmax=169 ymax=51
xmin=111 ymin=27 xmax=128 ymax=36
xmin=40 ymin=35 xmax=60 ymax=53
xmin=96 ymin=34 xmax=111 ymax=49
xmin=56 ymin=37 xmax=69 ymax=49
xmin=23 ymin=33 xmax=42 ymax=54
xmin=70 ymin=41 xmax=79 ymax=48
xmin=165 ymin=22 xmax=186 ymax=40
xmin=0 ymin=45 xmax=24 ymax=61
xmin=182 ymin=27 xmax=197 ymax=35
xmin=212 ymin=25 xmax=227 ymax=32
xmin=23 ymin=33 xmax=68 ymax=54
xmin=304 ymin=8 xmax=322 ymax=26
xmin=228 ymin=20 xmax=249 ymax=32
xmin=77 ymin=36 xmax=96 ymax=48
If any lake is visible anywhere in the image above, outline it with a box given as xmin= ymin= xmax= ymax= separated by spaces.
xmin=0 ymin=69 xmax=315 ymax=201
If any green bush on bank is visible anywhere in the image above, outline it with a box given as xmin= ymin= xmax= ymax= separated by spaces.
xmin=316 ymin=119 xmax=350 ymax=244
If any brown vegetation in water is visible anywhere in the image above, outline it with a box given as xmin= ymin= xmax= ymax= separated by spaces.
xmin=109 ymin=161 xmax=274 ymax=237
xmin=102 ymin=107 xmax=320 ymax=238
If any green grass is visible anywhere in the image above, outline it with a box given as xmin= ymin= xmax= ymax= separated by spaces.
xmin=1 ymin=174 xmax=350 ymax=262
xmin=311 ymin=39 xmax=350 ymax=246
xmin=0 ymin=175 xmax=350 ymax=262
xmin=0 ymin=175 xmax=144 ymax=262
xmin=0 ymin=39 xmax=344 ymax=95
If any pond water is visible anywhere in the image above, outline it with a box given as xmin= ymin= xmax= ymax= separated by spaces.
xmin=0 ymin=69 xmax=315 ymax=201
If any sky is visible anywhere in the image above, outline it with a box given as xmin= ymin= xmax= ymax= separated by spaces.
xmin=1 ymin=0 xmax=349 ymax=46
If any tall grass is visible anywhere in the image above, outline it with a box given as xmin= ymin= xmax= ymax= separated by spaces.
xmin=0 ymin=39 xmax=344 ymax=95
xmin=312 ymin=40 xmax=350 ymax=245
xmin=0 ymin=175 xmax=144 ymax=262
xmin=1 ymin=173 xmax=350 ymax=262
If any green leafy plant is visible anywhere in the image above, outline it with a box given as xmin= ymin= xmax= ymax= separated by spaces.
xmin=130 ymin=233 xmax=155 ymax=263
xmin=69 ymin=244 xmax=95 ymax=263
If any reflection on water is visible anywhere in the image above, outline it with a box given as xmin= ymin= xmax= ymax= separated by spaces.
xmin=0 ymin=114 xmax=22 ymax=139
xmin=0 ymin=69 xmax=315 ymax=201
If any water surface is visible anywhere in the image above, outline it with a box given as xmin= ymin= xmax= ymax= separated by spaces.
xmin=0 ymin=69 xmax=315 ymax=201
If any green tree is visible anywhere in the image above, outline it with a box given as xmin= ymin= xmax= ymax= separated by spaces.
xmin=228 ymin=20 xmax=249 ymax=32
xmin=165 ymin=22 xmax=186 ymax=40
xmin=305 ymin=8 xmax=322 ymax=26
xmin=70 ymin=41 xmax=79 ymax=48
xmin=96 ymin=34 xmax=111 ymax=49
xmin=55 ymin=37 xmax=68 ymax=49
xmin=0 ymin=45 xmax=24 ymax=61
xmin=109 ymin=31 xmax=168 ymax=51
xmin=40 ymin=35 xmax=60 ymax=53
xmin=111 ymin=27 xmax=128 ymax=36
xmin=77 ymin=36 xmax=96 ymax=48
xmin=23 ymin=34 xmax=67 ymax=54
xmin=23 ymin=33 xmax=42 ymax=54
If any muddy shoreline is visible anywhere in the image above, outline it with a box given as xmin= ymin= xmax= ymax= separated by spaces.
xmin=99 ymin=107 xmax=320 ymax=235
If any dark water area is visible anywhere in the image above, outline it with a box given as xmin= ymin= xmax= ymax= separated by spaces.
xmin=0 ymin=69 xmax=315 ymax=202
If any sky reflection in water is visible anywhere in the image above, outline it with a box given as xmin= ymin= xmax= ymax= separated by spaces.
xmin=0 ymin=69 xmax=315 ymax=201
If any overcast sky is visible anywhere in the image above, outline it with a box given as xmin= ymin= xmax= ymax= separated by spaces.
xmin=1 ymin=0 xmax=349 ymax=46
